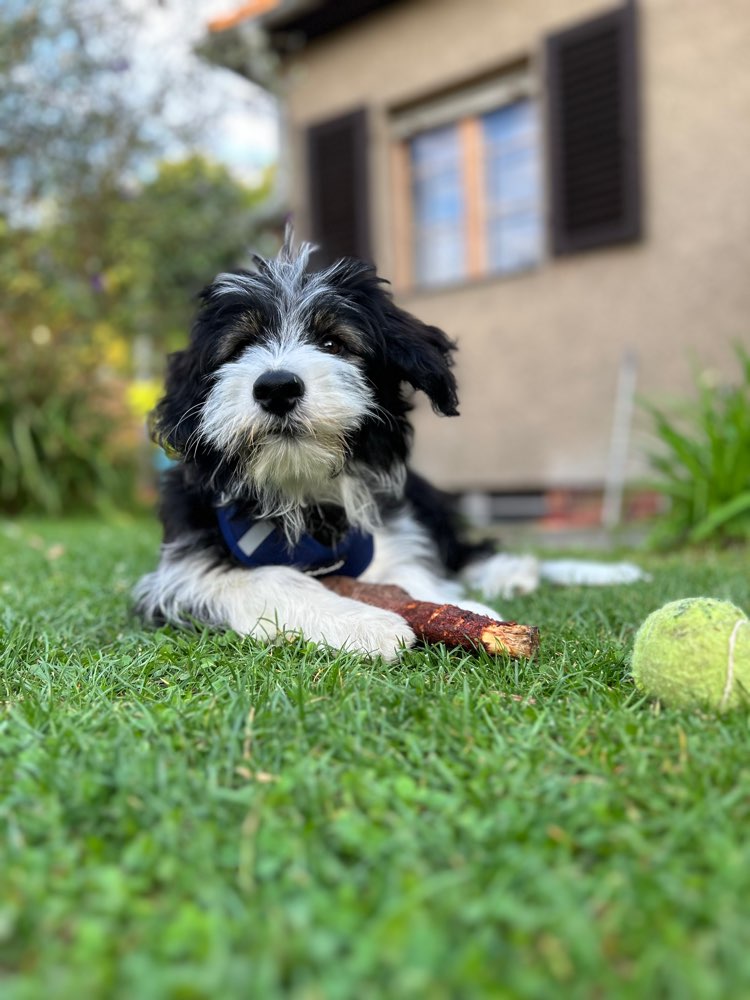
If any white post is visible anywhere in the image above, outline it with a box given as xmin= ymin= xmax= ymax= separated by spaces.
xmin=602 ymin=349 xmax=638 ymax=530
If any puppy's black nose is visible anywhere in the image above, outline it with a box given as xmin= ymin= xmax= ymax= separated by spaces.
xmin=253 ymin=369 xmax=305 ymax=416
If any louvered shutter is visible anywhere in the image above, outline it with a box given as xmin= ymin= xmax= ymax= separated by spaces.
xmin=306 ymin=108 xmax=371 ymax=266
xmin=546 ymin=3 xmax=641 ymax=254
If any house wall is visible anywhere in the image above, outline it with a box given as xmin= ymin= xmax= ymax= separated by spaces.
xmin=281 ymin=0 xmax=750 ymax=490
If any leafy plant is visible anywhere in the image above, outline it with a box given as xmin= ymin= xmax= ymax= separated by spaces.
xmin=0 ymin=218 xmax=141 ymax=515
xmin=0 ymin=326 xmax=141 ymax=516
xmin=0 ymin=1 xmax=278 ymax=516
xmin=644 ymin=344 xmax=750 ymax=547
xmin=0 ymin=154 xmax=274 ymax=516
xmin=104 ymin=156 xmax=273 ymax=355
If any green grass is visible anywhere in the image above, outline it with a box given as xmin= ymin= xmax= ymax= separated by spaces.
xmin=1 ymin=519 xmax=749 ymax=999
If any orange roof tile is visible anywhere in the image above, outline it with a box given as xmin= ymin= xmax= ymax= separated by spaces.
xmin=208 ymin=0 xmax=280 ymax=33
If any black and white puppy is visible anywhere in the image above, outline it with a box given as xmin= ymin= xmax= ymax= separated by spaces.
xmin=134 ymin=235 xmax=641 ymax=659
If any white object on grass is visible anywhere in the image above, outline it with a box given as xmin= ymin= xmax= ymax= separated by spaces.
xmin=539 ymin=559 xmax=650 ymax=586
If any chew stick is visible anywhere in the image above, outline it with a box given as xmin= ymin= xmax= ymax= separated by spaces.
xmin=323 ymin=577 xmax=540 ymax=658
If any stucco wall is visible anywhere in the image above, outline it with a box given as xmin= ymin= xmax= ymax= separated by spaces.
xmin=281 ymin=0 xmax=750 ymax=490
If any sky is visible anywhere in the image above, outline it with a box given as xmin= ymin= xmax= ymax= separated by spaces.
xmin=129 ymin=0 xmax=280 ymax=182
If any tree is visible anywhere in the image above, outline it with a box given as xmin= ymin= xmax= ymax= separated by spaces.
xmin=0 ymin=0 xmax=278 ymax=513
xmin=0 ymin=152 xmax=273 ymax=514
xmin=0 ymin=0 xmax=212 ymax=215
xmin=105 ymin=155 xmax=273 ymax=355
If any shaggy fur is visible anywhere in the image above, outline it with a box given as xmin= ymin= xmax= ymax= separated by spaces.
xmin=135 ymin=234 xmax=644 ymax=660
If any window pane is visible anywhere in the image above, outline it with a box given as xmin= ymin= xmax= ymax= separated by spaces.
xmin=483 ymin=100 xmax=536 ymax=146
xmin=410 ymin=124 xmax=466 ymax=286
xmin=487 ymin=212 xmax=541 ymax=274
xmin=482 ymin=101 xmax=542 ymax=275
xmin=486 ymin=147 xmax=539 ymax=206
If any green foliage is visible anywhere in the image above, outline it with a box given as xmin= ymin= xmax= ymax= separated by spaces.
xmin=644 ymin=345 xmax=750 ymax=548
xmin=0 ymin=335 xmax=138 ymax=516
xmin=105 ymin=156 xmax=273 ymax=353
xmin=0 ymin=221 xmax=140 ymax=514
xmin=0 ymin=155 xmax=273 ymax=515
xmin=0 ymin=1 xmax=277 ymax=515
xmin=0 ymin=0 xmax=206 ymax=214
xmin=0 ymin=359 xmax=130 ymax=517
xmin=2 ymin=520 xmax=750 ymax=997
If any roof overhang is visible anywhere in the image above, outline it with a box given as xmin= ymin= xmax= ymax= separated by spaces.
xmin=258 ymin=0 xmax=400 ymax=52
xmin=200 ymin=0 xmax=400 ymax=86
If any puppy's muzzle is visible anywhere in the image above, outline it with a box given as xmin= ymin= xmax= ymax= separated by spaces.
xmin=253 ymin=369 xmax=305 ymax=417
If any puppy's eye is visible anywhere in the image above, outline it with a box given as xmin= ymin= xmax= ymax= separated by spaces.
xmin=320 ymin=335 xmax=345 ymax=355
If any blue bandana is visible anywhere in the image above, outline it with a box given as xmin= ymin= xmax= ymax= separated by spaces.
xmin=216 ymin=504 xmax=374 ymax=578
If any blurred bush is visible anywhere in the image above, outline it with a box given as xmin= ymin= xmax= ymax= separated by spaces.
xmin=104 ymin=156 xmax=272 ymax=354
xmin=0 ymin=332 xmax=138 ymax=517
xmin=0 ymin=218 xmax=137 ymax=514
xmin=0 ymin=155 xmax=271 ymax=515
xmin=645 ymin=345 xmax=750 ymax=547
xmin=1 ymin=0 xmax=275 ymax=516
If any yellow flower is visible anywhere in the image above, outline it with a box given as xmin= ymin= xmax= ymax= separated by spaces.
xmin=126 ymin=379 xmax=163 ymax=418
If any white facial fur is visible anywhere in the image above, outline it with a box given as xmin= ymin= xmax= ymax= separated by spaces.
xmin=198 ymin=332 xmax=378 ymax=537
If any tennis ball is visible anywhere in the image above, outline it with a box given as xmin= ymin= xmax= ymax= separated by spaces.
xmin=632 ymin=598 xmax=750 ymax=710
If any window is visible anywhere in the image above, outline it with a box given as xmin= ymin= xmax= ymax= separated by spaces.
xmin=411 ymin=124 xmax=465 ymax=285
xmin=482 ymin=102 xmax=542 ymax=274
xmin=392 ymin=70 xmax=543 ymax=288
xmin=306 ymin=10 xmax=641 ymax=279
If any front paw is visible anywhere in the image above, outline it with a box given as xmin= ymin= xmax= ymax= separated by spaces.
xmin=247 ymin=605 xmax=415 ymax=662
xmin=323 ymin=607 xmax=416 ymax=662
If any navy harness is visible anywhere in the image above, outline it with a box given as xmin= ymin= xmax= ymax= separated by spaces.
xmin=216 ymin=504 xmax=374 ymax=579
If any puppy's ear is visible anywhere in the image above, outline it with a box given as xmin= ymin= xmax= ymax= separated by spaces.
xmin=312 ymin=256 xmax=459 ymax=415
xmin=149 ymin=283 xmax=232 ymax=459
xmin=384 ymin=303 xmax=459 ymax=416
xmin=149 ymin=344 xmax=207 ymax=460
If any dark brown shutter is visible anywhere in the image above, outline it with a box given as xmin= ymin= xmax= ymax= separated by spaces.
xmin=306 ymin=108 xmax=371 ymax=266
xmin=546 ymin=2 xmax=641 ymax=254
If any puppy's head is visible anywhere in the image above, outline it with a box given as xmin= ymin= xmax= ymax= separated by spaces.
xmin=151 ymin=236 xmax=458 ymax=504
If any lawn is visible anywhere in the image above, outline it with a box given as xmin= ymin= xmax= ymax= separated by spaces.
xmin=1 ymin=518 xmax=749 ymax=999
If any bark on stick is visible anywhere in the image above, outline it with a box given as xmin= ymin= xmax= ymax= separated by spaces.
xmin=323 ymin=577 xmax=540 ymax=659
